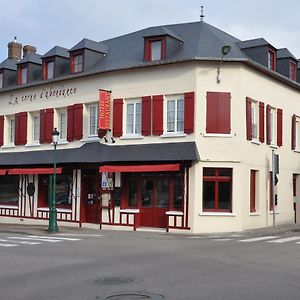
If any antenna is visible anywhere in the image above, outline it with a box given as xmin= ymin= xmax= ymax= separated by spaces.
xmin=200 ymin=5 xmax=205 ymax=21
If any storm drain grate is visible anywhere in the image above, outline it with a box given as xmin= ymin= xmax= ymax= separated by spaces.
xmin=103 ymin=291 xmax=164 ymax=300
xmin=95 ymin=277 xmax=133 ymax=285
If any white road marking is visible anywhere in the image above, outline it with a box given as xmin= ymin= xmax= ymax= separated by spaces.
xmin=229 ymin=234 xmax=244 ymax=237
xmin=268 ymin=236 xmax=300 ymax=243
xmin=212 ymin=238 xmax=232 ymax=241
xmin=239 ymin=236 xmax=280 ymax=242
xmin=188 ymin=236 xmax=204 ymax=239
xmin=8 ymin=237 xmax=62 ymax=243
xmin=28 ymin=235 xmax=81 ymax=241
xmin=56 ymin=233 xmax=103 ymax=237
xmin=0 ymin=243 xmax=18 ymax=247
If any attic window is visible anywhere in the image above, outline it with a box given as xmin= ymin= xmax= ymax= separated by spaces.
xmin=0 ymin=72 xmax=3 ymax=88
xmin=268 ymin=49 xmax=276 ymax=71
xmin=43 ymin=59 xmax=54 ymax=80
xmin=144 ymin=37 xmax=166 ymax=62
xmin=71 ymin=51 xmax=83 ymax=73
xmin=18 ymin=65 xmax=28 ymax=84
xmin=289 ymin=61 xmax=297 ymax=81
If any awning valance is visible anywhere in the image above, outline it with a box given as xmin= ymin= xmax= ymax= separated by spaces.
xmin=99 ymin=164 xmax=180 ymax=173
xmin=8 ymin=168 xmax=63 ymax=175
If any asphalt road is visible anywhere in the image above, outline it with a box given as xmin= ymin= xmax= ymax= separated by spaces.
xmin=0 ymin=228 xmax=300 ymax=300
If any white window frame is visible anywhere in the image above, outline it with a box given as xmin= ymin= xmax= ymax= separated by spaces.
xmin=32 ymin=113 xmax=40 ymax=143
xmin=123 ymin=98 xmax=142 ymax=137
xmin=21 ymin=67 xmax=28 ymax=84
xmin=73 ymin=54 xmax=83 ymax=73
xmin=251 ymin=101 xmax=259 ymax=141
xmin=9 ymin=117 xmax=15 ymax=145
xmin=270 ymin=107 xmax=277 ymax=146
xmin=151 ymin=40 xmax=162 ymax=61
xmin=88 ymin=104 xmax=98 ymax=137
xmin=47 ymin=61 xmax=54 ymax=79
xmin=58 ymin=110 xmax=67 ymax=141
xmin=164 ymin=94 xmax=184 ymax=135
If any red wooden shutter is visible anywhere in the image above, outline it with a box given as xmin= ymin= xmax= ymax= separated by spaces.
xmin=184 ymin=92 xmax=194 ymax=134
xmin=40 ymin=109 xmax=46 ymax=144
xmin=142 ymin=96 xmax=151 ymax=136
xmin=44 ymin=108 xmax=54 ymax=143
xmin=292 ymin=114 xmax=296 ymax=150
xmin=277 ymin=109 xmax=283 ymax=147
xmin=152 ymin=95 xmax=164 ymax=135
xmin=73 ymin=103 xmax=83 ymax=140
xmin=0 ymin=116 xmax=4 ymax=146
xmin=14 ymin=113 xmax=20 ymax=145
xmin=246 ymin=97 xmax=252 ymax=140
xmin=113 ymin=99 xmax=123 ymax=137
xmin=259 ymin=102 xmax=265 ymax=143
xmin=266 ymin=105 xmax=271 ymax=145
xmin=206 ymin=92 xmax=218 ymax=133
xmin=250 ymin=170 xmax=256 ymax=212
xmin=218 ymin=92 xmax=231 ymax=134
xmin=18 ymin=112 xmax=27 ymax=145
xmin=144 ymin=40 xmax=150 ymax=61
xmin=67 ymin=105 xmax=74 ymax=142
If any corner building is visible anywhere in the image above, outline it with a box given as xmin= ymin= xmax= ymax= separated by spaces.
xmin=0 ymin=21 xmax=300 ymax=233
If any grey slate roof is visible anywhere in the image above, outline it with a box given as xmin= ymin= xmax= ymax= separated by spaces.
xmin=0 ymin=58 xmax=17 ymax=71
xmin=143 ymin=26 xmax=184 ymax=42
xmin=41 ymin=46 xmax=69 ymax=59
xmin=0 ymin=142 xmax=199 ymax=166
xmin=277 ymin=48 xmax=298 ymax=60
xmin=69 ymin=38 xmax=108 ymax=54
xmin=17 ymin=53 xmax=42 ymax=65
xmin=236 ymin=38 xmax=272 ymax=49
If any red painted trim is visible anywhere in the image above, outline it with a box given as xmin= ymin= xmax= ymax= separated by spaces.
xmin=290 ymin=61 xmax=297 ymax=81
xmin=152 ymin=95 xmax=164 ymax=135
xmin=8 ymin=168 xmax=62 ymax=175
xmin=259 ymin=102 xmax=265 ymax=143
xmin=144 ymin=36 xmax=166 ymax=61
xmin=70 ymin=50 xmax=84 ymax=74
xmin=246 ymin=97 xmax=252 ymax=140
xmin=142 ymin=96 xmax=151 ymax=136
xmin=268 ymin=49 xmax=276 ymax=71
xmin=99 ymin=164 xmax=180 ymax=173
xmin=0 ymin=169 xmax=7 ymax=175
xmin=184 ymin=92 xmax=194 ymax=134
xmin=42 ymin=57 xmax=55 ymax=80
xmin=112 ymin=99 xmax=123 ymax=137
xmin=277 ymin=108 xmax=283 ymax=146
xmin=292 ymin=114 xmax=296 ymax=150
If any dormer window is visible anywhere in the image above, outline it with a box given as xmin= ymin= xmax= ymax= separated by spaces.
xmin=18 ymin=65 xmax=28 ymax=84
xmin=268 ymin=49 xmax=276 ymax=71
xmin=0 ymin=72 xmax=3 ymax=88
xmin=289 ymin=61 xmax=297 ymax=80
xmin=43 ymin=59 xmax=54 ymax=80
xmin=71 ymin=52 xmax=83 ymax=73
xmin=144 ymin=37 xmax=166 ymax=62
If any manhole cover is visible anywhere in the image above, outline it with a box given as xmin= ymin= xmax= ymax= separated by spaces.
xmin=103 ymin=291 xmax=164 ymax=300
xmin=95 ymin=277 xmax=133 ymax=285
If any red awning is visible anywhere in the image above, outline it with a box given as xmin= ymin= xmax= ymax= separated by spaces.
xmin=99 ymin=164 xmax=180 ymax=173
xmin=0 ymin=169 xmax=7 ymax=175
xmin=8 ymin=168 xmax=63 ymax=175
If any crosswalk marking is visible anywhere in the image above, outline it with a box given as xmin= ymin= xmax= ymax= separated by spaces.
xmin=268 ymin=236 xmax=300 ymax=243
xmin=28 ymin=235 xmax=81 ymax=241
xmin=0 ymin=243 xmax=18 ymax=247
xmin=212 ymin=238 xmax=232 ymax=241
xmin=0 ymin=239 xmax=40 ymax=245
xmin=8 ymin=237 xmax=63 ymax=243
xmin=188 ymin=236 xmax=204 ymax=239
xmin=239 ymin=236 xmax=280 ymax=242
xmin=56 ymin=233 xmax=103 ymax=237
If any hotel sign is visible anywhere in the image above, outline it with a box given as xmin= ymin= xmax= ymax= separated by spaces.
xmin=98 ymin=90 xmax=111 ymax=130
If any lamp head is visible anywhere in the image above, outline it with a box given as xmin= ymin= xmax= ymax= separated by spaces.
xmin=222 ymin=45 xmax=231 ymax=56
xmin=52 ymin=127 xmax=59 ymax=145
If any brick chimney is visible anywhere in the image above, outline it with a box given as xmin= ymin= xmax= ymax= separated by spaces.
xmin=7 ymin=37 xmax=22 ymax=60
xmin=23 ymin=45 xmax=37 ymax=57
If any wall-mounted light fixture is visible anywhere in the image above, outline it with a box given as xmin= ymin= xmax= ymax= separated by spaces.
xmin=216 ymin=45 xmax=231 ymax=83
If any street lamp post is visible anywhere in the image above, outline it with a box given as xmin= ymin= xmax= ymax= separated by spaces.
xmin=48 ymin=128 xmax=59 ymax=233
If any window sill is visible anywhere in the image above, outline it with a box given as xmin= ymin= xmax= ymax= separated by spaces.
xmin=120 ymin=135 xmax=144 ymax=140
xmin=203 ymin=133 xmax=233 ymax=138
xmin=270 ymin=144 xmax=278 ymax=149
xmin=294 ymin=149 xmax=300 ymax=153
xmin=120 ymin=209 xmax=140 ymax=214
xmin=161 ymin=133 xmax=186 ymax=138
xmin=199 ymin=212 xmax=236 ymax=217
xmin=81 ymin=136 xmax=100 ymax=143
xmin=251 ymin=139 xmax=261 ymax=145
xmin=1 ymin=144 xmax=16 ymax=149
xmin=250 ymin=212 xmax=260 ymax=216
xmin=0 ymin=204 xmax=18 ymax=209
xmin=269 ymin=210 xmax=279 ymax=214
xmin=25 ymin=143 xmax=41 ymax=147
xmin=58 ymin=140 xmax=68 ymax=145
xmin=37 ymin=207 xmax=72 ymax=213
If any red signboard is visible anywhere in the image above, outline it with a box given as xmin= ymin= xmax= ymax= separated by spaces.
xmin=99 ymin=90 xmax=111 ymax=130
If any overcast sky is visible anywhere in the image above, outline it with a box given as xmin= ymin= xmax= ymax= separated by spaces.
xmin=1 ymin=0 xmax=300 ymax=61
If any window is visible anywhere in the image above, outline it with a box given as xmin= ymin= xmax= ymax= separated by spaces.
xmin=125 ymin=99 xmax=141 ymax=135
xmin=32 ymin=114 xmax=40 ymax=142
xmin=246 ymin=98 xmax=264 ymax=143
xmin=266 ymin=105 xmax=282 ymax=146
xmin=72 ymin=53 xmax=83 ymax=73
xmin=295 ymin=116 xmax=300 ymax=150
xmin=9 ymin=118 xmax=15 ymax=144
xmin=151 ymin=40 xmax=162 ymax=61
xmin=270 ymin=108 xmax=276 ymax=145
xmin=144 ymin=37 xmax=166 ymax=61
xmin=203 ymin=168 xmax=232 ymax=212
xmin=250 ymin=170 xmax=257 ymax=212
xmin=206 ymin=92 xmax=231 ymax=134
xmin=20 ymin=66 xmax=28 ymax=84
xmin=268 ymin=49 xmax=276 ymax=71
xmin=45 ymin=60 xmax=54 ymax=79
xmin=0 ymin=175 xmax=19 ymax=205
xmin=58 ymin=111 xmax=67 ymax=140
xmin=89 ymin=104 xmax=98 ymax=136
xmin=0 ymin=72 xmax=3 ymax=88
xmin=166 ymin=96 xmax=184 ymax=133
xmin=251 ymin=102 xmax=258 ymax=139
xmin=289 ymin=61 xmax=297 ymax=81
